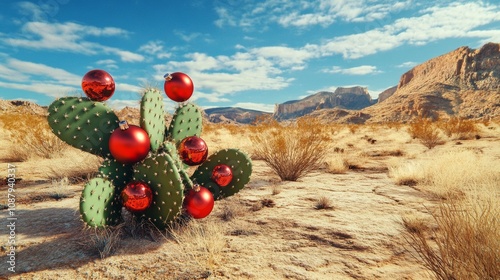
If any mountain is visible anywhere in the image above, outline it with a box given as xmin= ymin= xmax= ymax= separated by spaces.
xmin=362 ymin=42 xmax=500 ymax=122
xmin=204 ymin=107 xmax=271 ymax=124
xmin=377 ymin=86 xmax=397 ymax=103
xmin=273 ymin=86 xmax=375 ymax=120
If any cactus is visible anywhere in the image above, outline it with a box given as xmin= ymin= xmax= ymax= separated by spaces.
xmin=47 ymin=73 xmax=252 ymax=231
xmin=140 ymin=89 xmax=165 ymax=152
xmin=47 ymin=97 xmax=119 ymax=157
xmin=80 ymin=178 xmax=122 ymax=227
xmin=167 ymin=103 xmax=203 ymax=144
xmin=133 ymin=153 xmax=184 ymax=228
xmin=191 ymin=149 xmax=252 ymax=200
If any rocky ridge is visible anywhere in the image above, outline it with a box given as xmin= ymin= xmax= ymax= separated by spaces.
xmin=273 ymin=86 xmax=375 ymax=120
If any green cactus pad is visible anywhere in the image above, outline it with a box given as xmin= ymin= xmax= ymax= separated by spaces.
xmin=80 ymin=178 xmax=122 ymax=228
xmin=167 ymin=103 xmax=202 ymax=144
xmin=98 ymin=158 xmax=134 ymax=190
xmin=191 ymin=149 xmax=252 ymax=200
xmin=140 ymin=89 xmax=165 ymax=152
xmin=133 ymin=153 xmax=184 ymax=229
xmin=47 ymin=97 xmax=119 ymax=157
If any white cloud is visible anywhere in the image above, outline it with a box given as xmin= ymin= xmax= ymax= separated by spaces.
xmin=139 ymin=40 xmax=171 ymax=59
xmin=7 ymin=58 xmax=81 ymax=85
xmin=396 ymin=61 xmax=418 ymax=68
xmin=231 ymin=102 xmax=275 ymax=113
xmin=4 ymin=21 xmax=144 ymax=62
xmin=323 ymin=65 xmax=382 ymax=75
xmin=0 ymin=80 xmax=78 ymax=98
xmin=214 ymin=0 xmax=413 ymax=28
xmin=320 ymin=2 xmax=500 ymax=59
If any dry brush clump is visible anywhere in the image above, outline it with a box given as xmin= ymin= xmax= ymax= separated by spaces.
xmin=250 ymin=116 xmax=331 ymax=181
xmin=408 ymin=117 xmax=444 ymax=149
xmin=436 ymin=117 xmax=478 ymax=140
xmin=0 ymin=112 xmax=69 ymax=161
xmin=403 ymin=196 xmax=499 ymax=280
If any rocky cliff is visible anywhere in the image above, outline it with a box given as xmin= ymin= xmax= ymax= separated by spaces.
xmin=358 ymin=42 xmax=500 ymax=122
xmin=204 ymin=107 xmax=271 ymax=124
xmin=273 ymin=86 xmax=375 ymax=120
xmin=377 ymin=86 xmax=397 ymax=103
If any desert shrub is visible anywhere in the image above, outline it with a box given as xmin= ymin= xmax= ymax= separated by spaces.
xmin=408 ymin=118 xmax=444 ymax=149
xmin=250 ymin=116 xmax=331 ymax=181
xmin=437 ymin=117 xmax=478 ymax=140
xmin=403 ymin=196 xmax=499 ymax=280
xmin=0 ymin=112 xmax=68 ymax=161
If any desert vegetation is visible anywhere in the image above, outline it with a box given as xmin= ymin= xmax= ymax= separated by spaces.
xmin=1 ymin=109 xmax=499 ymax=279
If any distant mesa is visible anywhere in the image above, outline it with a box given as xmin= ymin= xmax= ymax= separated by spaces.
xmin=273 ymin=86 xmax=376 ymax=121
xmin=204 ymin=107 xmax=272 ymax=124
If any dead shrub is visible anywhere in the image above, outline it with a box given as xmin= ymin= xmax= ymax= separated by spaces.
xmin=251 ymin=116 xmax=331 ymax=181
xmin=437 ymin=117 xmax=478 ymax=140
xmin=408 ymin=118 xmax=444 ymax=149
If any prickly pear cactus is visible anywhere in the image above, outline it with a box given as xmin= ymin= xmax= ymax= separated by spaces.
xmin=48 ymin=74 xmax=253 ymax=230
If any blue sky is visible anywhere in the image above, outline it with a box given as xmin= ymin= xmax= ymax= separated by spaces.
xmin=0 ymin=0 xmax=499 ymax=112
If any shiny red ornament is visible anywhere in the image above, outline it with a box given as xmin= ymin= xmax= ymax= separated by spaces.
xmin=163 ymin=72 xmax=194 ymax=102
xmin=178 ymin=136 xmax=208 ymax=166
xmin=82 ymin=69 xmax=115 ymax=101
xmin=183 ymin=185 xmax=214 ymax=219
xmin=211 ymin=164 xmax=233 ymax=187
xmin=121 ymin=181 xmax=153 ymax=212
xmin=109 ymin=121 xmax=150 ymax=164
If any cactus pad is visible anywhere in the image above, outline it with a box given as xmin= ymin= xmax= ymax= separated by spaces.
xmin=133 ymin=153 xmax=184 ymax=229
xmin=47 ymin=97 xmax=119 ymax=157
xmin=167 ymin=103 xmax=202 ymax=144
xmin=191 ymin=149 xmax=252 ymax=200
xmin=140 ymin=89 xmax=165 ymax=152
xmin=80 ymin=178 xmax=122 ymax=227
xmin=98 ymin=158 xmax=134 ymax=190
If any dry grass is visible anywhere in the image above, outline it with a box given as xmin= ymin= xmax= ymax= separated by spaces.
xmin=395 ymin=146 xmax=500 ymax=279
xmin=314 ymin=196 xmax=334 ymax=210
xmin=167 ymin=220 xmax=227 ymax=276
xmin=0 ymin=113 xmax=69 ymax=161
xmin=325 ymin=153 xmax=349 ymax=174
xmin=389 ymin=149 xmax=500 ymax=198
xmin=403 ymin=196 xmax=499 ymax=280
xmin=250 ymin=116 xmax=331 ymax=181
xmin=408 ymin=118 xmax=444 ymax=149
xmin=80 ymin=225 xmax=125 ymax=259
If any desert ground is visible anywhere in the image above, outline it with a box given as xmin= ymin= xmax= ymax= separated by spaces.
xmin=0 ymin=110 xmax=499 ymax=279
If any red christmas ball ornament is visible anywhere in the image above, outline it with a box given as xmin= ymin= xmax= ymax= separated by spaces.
xmin=178 ymin=136 xmax=208 ymax=166
xmin=109 ymin=121 xmax=151 ymax=164
xmin=121 ymin=181 xmax=153 ymax=212
xmin=82 ymin=69 xmax=115 ymax=101
xmin=163 ymin=72 xmax=194 ymax=102
xmin=183 ymin=185 xmax=214 ymax=219
xmin=211 ymin=164 xmax=233 ymax=187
